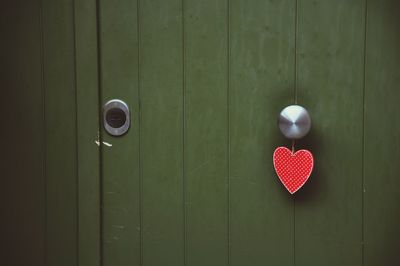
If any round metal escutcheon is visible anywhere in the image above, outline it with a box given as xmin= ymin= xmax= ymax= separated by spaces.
xmin=103 ymin=99 xmax=130 ymax=136
xmin=278 ymin=105 xmax=311 ymax=139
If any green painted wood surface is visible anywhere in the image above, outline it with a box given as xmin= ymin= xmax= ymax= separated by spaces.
xmin=295 ymin=0 xmax=365 ymax=265
xmin=1 ymin=1 xmax=95 ymax=265
xmin=229 ymin=1 xmax=296 ymax=265
xmin=98 ymin=0 xmax=141 ymax=265
xmin=97 ymin=1 xmax=399 ymax=265
xmin=41 ymin=0 xmax=79 ymax=265
xmin=74 ymin=0 xmax=101 ymax=265
xmin=2 ymin=0 xmax=400 ymax=265
xmin=364 ymin=0 xmax=400 ymax=265
xmin=140 ymin=0 xmax=184 ymax=265
xmin=184 ymin=1 xmax=228 ymax=265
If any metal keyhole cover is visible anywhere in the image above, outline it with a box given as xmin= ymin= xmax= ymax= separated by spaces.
xmin=103 ymin=99 xmax=130 ymax=136
xmin=278 ymin=105 xmax=311 ymax=139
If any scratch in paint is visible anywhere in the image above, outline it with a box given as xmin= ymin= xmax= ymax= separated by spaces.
xmin=94 ymin=140 xmax=113 ymax=147
xmin=102 ymin=141 xmax=112 ymax=147
xmin=94 ymin=130 xmax=112 ymax=146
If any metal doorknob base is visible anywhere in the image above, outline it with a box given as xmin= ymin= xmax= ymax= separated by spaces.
xmin=103 ymin=99 xmax=130 ymax=136
xmin=278 ymin=105 xmax=311 ymax=139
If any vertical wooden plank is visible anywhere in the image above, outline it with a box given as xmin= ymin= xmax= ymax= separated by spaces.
xmin=229 ymin=1 xmax=295 ymax=265
xmin=140 ymin=0 xmax=184 ymax=265
xmin=364 ymin=1 xmax=400 ymax=265
xmin=184 ymin=0 xmax=228 ymax=265
xmin=98 ymin=0 xmax=140 ymax=265
xmin=74 ymin=0 xmax=101 ymax=265
xmin=42 ymin=0 xmax=79 ymax=265
xmin=295 ymin=1 xmax=365 ymax=265
xmin=0 ymin=1 xmax=45 ymax=265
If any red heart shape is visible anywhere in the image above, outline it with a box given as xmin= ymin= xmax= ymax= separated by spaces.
xmin=273 ymin=146 xmax=314 ymax=194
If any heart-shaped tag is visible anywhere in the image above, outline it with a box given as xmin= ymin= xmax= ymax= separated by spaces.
xmin=273 ymin=146 xmax=314 ymax=194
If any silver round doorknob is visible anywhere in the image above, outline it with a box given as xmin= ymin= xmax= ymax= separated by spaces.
xmin=278 ymin=105 xmax=311 ymax=139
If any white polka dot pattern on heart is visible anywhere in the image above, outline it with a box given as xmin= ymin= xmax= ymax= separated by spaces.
xmin=273 ymin=146 xmax=314 ymax=194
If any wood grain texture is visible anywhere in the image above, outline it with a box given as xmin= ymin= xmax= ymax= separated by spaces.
xmin=364 ymin=0 xmax=400 ymax=265
xmin=295 ymin=0 xmax=365 ymax=265
xmin=0 ymin=1 xmax=45 ymax=265
xmin=41 ymin=0 xmax=79 ymax=265
xmin=140 ymin=0 xmax=184 ymax=265
xmin=74 ymin=0 xmax=101 ymax=265
xmin=98 ymin=0 xmax=141 ymax=265
xmin=184 ymin=0 xmax=228 ymax=265
xmin=229 ymin=1 xmax=296 ymax=265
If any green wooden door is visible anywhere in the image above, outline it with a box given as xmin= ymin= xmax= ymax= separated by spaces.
xmin=3 ymin=0 xmax=400 ymax=265
xmin=95 ymin=0 xmax=400 ymax=266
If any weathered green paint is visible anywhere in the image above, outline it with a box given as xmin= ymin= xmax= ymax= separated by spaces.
xmin=75 ymin=0 xmax=101 ymax=265
xmin=140 ymin=0 xmax=184 ymax=265
xmin=98 ymin=0 xmax=141 ymax=265
xmin=42 ymin=0 xmax=79 ymax=265
xmin=295 ymin=0 xmax=365 ymax=265
xmin=364 ymin=0 xmax=400 ymax=265
xmin=184 ymin=1 xmax=228 ymax=265
xmin=2 ymin=0 xmax=400 ymax=266
xmin=229 ymin=1 xmax=295 ymax=265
